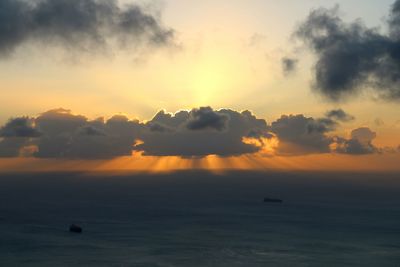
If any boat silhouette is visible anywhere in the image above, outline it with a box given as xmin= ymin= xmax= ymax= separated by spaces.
xmin=69 ymin=224 xmax=82 ymax=233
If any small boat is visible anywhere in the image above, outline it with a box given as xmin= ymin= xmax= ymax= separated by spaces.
xmin=69 ymin=224 xmax=83 ymax=233
xmin=263 ymin=197 xmax=283 ymax=203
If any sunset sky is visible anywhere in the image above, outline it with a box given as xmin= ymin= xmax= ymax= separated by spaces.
xmin=1 ymin=0 xmax=400 ymax=172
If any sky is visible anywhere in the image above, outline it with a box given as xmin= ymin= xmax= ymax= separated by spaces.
xmin=0 ymin=0 xmax=400 ymax=172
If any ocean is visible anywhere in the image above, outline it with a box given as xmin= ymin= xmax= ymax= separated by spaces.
xmin=0 ymin=170 xmax=399 ymax=266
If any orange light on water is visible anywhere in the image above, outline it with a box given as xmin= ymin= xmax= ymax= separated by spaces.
xmin=1 ymin=153 xmax=400 ymax=174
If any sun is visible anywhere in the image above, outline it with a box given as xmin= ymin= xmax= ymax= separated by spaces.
xmin=191 ymin=61 xmax=229 ymax=105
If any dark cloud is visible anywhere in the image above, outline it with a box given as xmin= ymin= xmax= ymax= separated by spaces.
xmin=34 ymin=109 xmax=89 ymax=158
xmin=295 ymin=1 xmax=400 ymax=101
xmin=0 ymin=108 xmax=392 ymax=159
xmin=0 ymin=0 xmax=174 ymax=57
xmin=270 ymin=114 xmax=335 ymax=155
xmin=147 ymin=122 xmax=172 ymax=133
xmin=0 ymin=117 xmax=41 ymax=137
xmin=136 ymin=108 xmax=270 ymax=157
xmin=0 ymin=107 xmax=269 ymax=158
xmin=282 ymin=57 xmax=298 ymax=75
xmin=333 ymin=127 xmax=378 ymax=155
xmin=186 ymin=107 xmax=228 ymax=131
xmin=35 ymin=108 xmax=87 ymax=135
xmin=33 ymin=109 xmax=143 ymax=159
xmin=0 ymin=117 xmax=41 ymax=157
xmin=150 ymin=110 xmax=189 ymax=129
xmin=77 ymin=125 xmax=106 ymax=136
xmin=326 ymin=109 xmax=355 ymax=122
xmin=0 ymin=138 xmax=30 ymax=157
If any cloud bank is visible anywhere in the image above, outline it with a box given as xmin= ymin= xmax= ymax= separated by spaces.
xmin=295 ymin=0 xmax=400 ymax=101
xmin=0 ymin=107 xmax=389 ymax=159
xmin=137 ymin=108 xmax=269 ymax=157
xmin=0 ymin=0 xmax=174 ymax=57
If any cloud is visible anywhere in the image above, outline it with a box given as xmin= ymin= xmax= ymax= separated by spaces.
xmin=351 ymin=127 xmax=377 ymax=143
xmin=0 ymin=107 xmax=392 ymax=159
xmin=0 ymin=0 xmax=174 ymax=57
xmin=0 ymin=117 xmax=41 ymax=137
xmin=136 ymin=107 xmax=270 ymax=157
xmin=270 ymin=114 xmax=336 ymax=155
xmin=33 ymin=109 xmax=143 ymax=159
xmin=0 ymin=107 xmax=269 ymax=158
xmin=282 ymin=57 xmax=298 ymax=75
xmin=326 ymin=109 xmax=355 ymax=122
xmin=0 ymin=117 xmax=41 ymax=157
xmin=333 ymin=127 xmax=378 ymax=155
xmin=0 ymin=138 xmax=30 ymax=157
xmin=295 ymin=1 xmax=400 ymax=101
xmin=186 ymin=107 xmax=228 ymax=131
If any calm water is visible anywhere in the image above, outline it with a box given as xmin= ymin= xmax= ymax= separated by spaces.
xmin=0 ymin=171 xmax=399 ymax=266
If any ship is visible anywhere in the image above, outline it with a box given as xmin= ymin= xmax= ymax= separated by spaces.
xmin=69 ymin=224 xmax=83 ymax=233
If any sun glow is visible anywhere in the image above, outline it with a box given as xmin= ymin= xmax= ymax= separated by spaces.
xmin=190 ymin=59 xmax=235 ymax=106
xmin=242 ymin=136 xmax=279 ymax=156
xmin=1 ymin=153 xmax=400 ymax=174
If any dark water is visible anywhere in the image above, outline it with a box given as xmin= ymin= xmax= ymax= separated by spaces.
xmin=0 ymin=171 xmax=399 ymax=266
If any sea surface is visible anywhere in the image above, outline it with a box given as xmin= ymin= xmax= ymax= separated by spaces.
xmin=0 ymin=170 xmax=399 ymax=266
